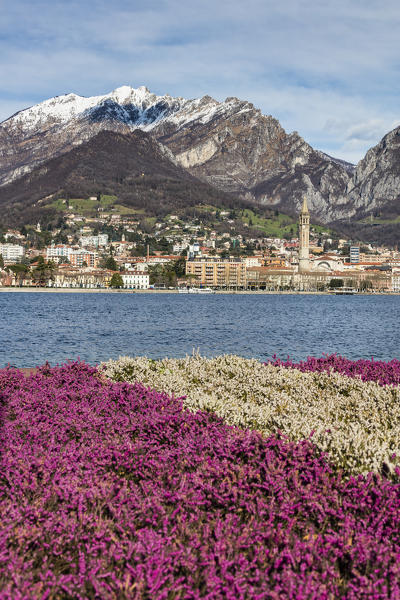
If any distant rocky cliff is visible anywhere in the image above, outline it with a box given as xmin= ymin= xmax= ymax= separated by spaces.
xmin=157 ymin=99 xmax=353 ymax=224
xmin=346 ymin=126 xmax=400 ymax=217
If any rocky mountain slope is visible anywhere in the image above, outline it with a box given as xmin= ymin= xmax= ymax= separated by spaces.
xmin=0 ymin=130 xmax=245 ymax=227
xmin=328 ymin=126 xmax=400 ymax=246
xmin=0 ymin=86 xmax=354 ymax=224
xmin=347 ymin=126 xmax=400 ymax=217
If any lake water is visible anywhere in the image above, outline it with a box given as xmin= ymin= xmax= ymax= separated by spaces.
xmin=0 ymin=292 xmax=399 ymax=368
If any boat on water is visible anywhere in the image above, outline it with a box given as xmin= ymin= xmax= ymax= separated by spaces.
xmin=178 ymin=287 xmax=215 ymax=294
xmin=331 ymin=287 xmax=357 ymax=295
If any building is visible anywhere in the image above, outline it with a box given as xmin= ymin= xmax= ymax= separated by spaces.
xmin=264 ymin=256 xmax=287 ymax=268
xmin=244 ymin=255 xmax=264 ymax=267
xmin=4 ymin=230 xmax=25 ymax=241
xmin=52 ymin=267 xmax=109 ymax=288
xmin=310 ymin=254 xmax=345 ymax=272
xmin=121 ymin=271 xmax=150 ymax=290
xmin=392 ymin=274 xmax=400 ymax=293
xmin=187 ymin=243 xmax=201 ymax=259
xmin=0 ymin=243 xmax=25 ymax=263
xmin=246 ymin=267 xmax=296 ymax=290
xmin=185 ymin=257 xmax=246 ymax=288
xmin=80 ymin=234 xmax=108 ymax=248
xmin=46 ymin=245 xmax=74 ymax=261
xmin=173 ymin=241 xmax=189 ymax=254
xmin=350 ymin=245 xmax=360 ymax=264
xmin=298 ymin=197 xmax=310 ymax=272
xmin=69 ymin=250 xmax=99 ymax=268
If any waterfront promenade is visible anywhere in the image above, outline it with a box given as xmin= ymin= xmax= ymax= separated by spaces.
xmin=0 ymin=287 xmax=397 ymax=295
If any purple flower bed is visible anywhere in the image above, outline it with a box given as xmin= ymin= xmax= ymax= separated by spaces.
xmin=1 ymin=363 xmax=400 ymax=599
xmin=268 ymin=354 xmax=400 ymax=387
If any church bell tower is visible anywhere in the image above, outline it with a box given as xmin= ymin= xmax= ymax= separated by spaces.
xmin=298 ymin=197 xmax=310 ymax=272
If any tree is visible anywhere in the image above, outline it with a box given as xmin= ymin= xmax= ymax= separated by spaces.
xmin=0 ymin=254 xmax=3 ymax=269
xmin=109 ymin=273 xmax=123 ymax=288
xmin=102 ymin=256 xmax=118 ymax=271
xmin=32 ymin=258 xmax=56 ymax=287
xmin=173 ymin=257 xmax=186 ymax=278
xmin=9 ymin=263 xmax=29 ymax=286
xmin=329 ymin=278 xmax=344 ymax=289
xmin=360 ymin=279 xmax=373 ymax=291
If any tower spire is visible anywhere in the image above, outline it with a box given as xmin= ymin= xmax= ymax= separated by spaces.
xmin=301 ymin=196 xmax=309 ymax=214
xmin=298 ymin=196 xmax=310 ymax=272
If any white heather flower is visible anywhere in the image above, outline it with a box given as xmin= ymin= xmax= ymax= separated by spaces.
xmin=101 ymin=355 xmax=400 ymax=477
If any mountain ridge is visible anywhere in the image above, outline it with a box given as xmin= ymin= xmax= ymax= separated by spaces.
xmin=0 ymin=85 xmax=354 ymax=224
xmin=1 ymin=85 xmax=399 ymax=244
xmin=0 ymin=129 xmax=258 ymax=227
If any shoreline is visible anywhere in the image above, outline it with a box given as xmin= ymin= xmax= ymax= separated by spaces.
xmin=0 ymin=287 xmax=398 ymax=295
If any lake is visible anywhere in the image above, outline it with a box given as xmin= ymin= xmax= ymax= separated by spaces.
xmin=0 ymin=292 xmax=399 ymax=367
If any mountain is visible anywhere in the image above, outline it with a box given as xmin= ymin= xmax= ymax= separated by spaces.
xmin=0 ymin=86 xmax=226 ymax=186
xmin=0 ymin=130 xmax=247 ymax=227
xmin=2 ymin=85 xmax=400 ymax=245
xmin=347 ymin=126 xmax=400 ymax=216
xmin=327 ymin=126 xmax=400 ymax=246
xmin=0 ymin=86 xmax=354 ymax=225
xmin=158 ymin=101 xmax=354 ymax=224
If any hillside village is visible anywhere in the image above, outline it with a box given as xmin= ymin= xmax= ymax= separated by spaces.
xmin=1 ymin=195 xmax=400 ymax=293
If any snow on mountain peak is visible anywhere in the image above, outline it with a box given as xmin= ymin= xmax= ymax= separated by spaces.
xmin=110 ymin=85 xmax=153 ymax=105
xmin=1 ymin=85 xmax=248 ymax=137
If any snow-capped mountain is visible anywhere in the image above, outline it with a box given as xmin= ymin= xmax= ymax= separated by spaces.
xmin=4 ymin=85 xmax=232 ymax=136
xmin=0 ymin=85 xmax=355 ymax=223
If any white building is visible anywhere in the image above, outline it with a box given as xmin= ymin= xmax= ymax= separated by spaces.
xmin=392 ymin=274 xmax=400 ymax=293
xmin=121 ymin=271 xmax=150 ymax=289
xmin=173 ymin=241 xmax=189 ymax=253
xmin=124 ymin=262 xmax=148 ymax=272
xmin=0 ymin=243 xmax=25 ymax=262
xmin=4 ymin=231 xmax=25 ymax=241
xmin=46 ymin=245 xmax=74 ymax=260
xmin=187 ymin=243 xmax=201 ymax=259
xmin=244 ymin=256 xmax=264 ymax=267
xmin=80 ymin=234 xmax=108 ymax=248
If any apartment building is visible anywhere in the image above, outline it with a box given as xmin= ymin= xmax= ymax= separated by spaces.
xmin=349 ymin=245 xmax=360 ymax=263
xmin=0 ymin=243 xmax=25 ymax=263
xmin=79 ymin=234 xmax=108 ymax=248
xmin=185 ymin=257 xmax=246 ymax=288
xmin=69 ymin=250 xmax=99 ymax=268
xmin=46 ymin=245 xmax=74 ymax=260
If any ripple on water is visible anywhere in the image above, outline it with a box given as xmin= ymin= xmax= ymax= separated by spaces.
xmin=0 ymin=293 xmax=399 ymax=366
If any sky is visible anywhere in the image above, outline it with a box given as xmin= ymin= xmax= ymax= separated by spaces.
xmin=1 ymin=0 xmax=399 ymax=164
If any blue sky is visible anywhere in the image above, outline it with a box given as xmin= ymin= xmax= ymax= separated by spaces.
xmin=1 ymin=0 xmax=399 ymax=163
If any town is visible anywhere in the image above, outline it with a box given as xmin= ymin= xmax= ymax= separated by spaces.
xmin=1 ymin=196 xmax=400 ymax=293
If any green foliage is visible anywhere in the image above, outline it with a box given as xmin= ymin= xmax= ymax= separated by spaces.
xmin=8 ymin=263 xmax=29 ymax=275
xmin=329 ymin=278 xmax=344 ymax=289
xmin=102 ymin=256 xmax=118 ymax=271
xmin=109 ymin=273 xmax=123 ymax=288
xmin=32 ymin=258 xmax=56 ymax=287
xmin=360 ymin=279 xmax=373 ymax=291
xmin=148 ymin=258 xmax=184 ymax=286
